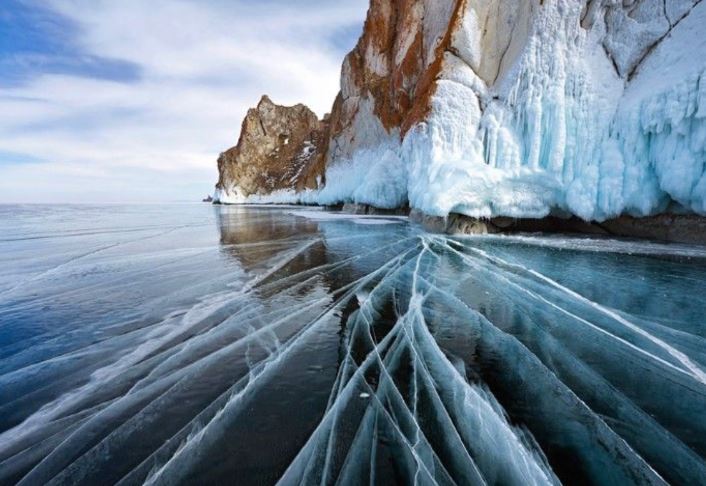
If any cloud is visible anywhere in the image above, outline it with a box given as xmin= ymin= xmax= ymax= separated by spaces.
xmin=0 ymin=0 xmax=367 ymax=203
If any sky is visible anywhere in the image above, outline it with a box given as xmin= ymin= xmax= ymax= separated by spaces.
xmin=0 ymin=0 xmax=368 ymax=203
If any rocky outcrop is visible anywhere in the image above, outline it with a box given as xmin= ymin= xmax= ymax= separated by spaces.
xmin=215 ymin=96 xmax=329 ymax=201
xmin=411 ymin=211 xmax=706 ymax=246
xmin=215 ymin=0 xmax=706 ymax=240
xmin=325 ymin=0 xmax=461 ymax=159
xmin=325 ymin=0 xmax=536 ymax=159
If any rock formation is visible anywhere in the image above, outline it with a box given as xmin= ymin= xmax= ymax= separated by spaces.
xmin=215 ymin=0 xmax=706 ymax=239
xmin=215 ymin=96 xmax=329 ymax=202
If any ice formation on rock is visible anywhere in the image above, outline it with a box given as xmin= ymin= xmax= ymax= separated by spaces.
xmin=215 ymin=0 xmax=706 ymax=223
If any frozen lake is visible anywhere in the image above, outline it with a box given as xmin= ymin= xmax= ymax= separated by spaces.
xmin=1 ymin=204 xmax=705 ymax=485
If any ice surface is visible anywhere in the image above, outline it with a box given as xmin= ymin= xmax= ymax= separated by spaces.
xmin=288 ymin=209 xmax=406 ymax=225
xmin=1 ymin=205 xmax=705 ymax=484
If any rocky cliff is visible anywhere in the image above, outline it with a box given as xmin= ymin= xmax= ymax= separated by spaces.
xmin=215 ymin=0 xmax=706 ymax=230
xmin=215 ymin=96 xmax=329 ymax=202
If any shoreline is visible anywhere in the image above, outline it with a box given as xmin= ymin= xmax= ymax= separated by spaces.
xmin=213 ymin=200 xmax=706 ymax=246
xmin=411 ymin=211 xmax=706 ymax=246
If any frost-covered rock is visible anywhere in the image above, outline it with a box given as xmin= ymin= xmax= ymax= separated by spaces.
xmin=400 ymin=0 xmax=706 ymax=222
xmin=216 ymin=0 xmax=706 ymax=224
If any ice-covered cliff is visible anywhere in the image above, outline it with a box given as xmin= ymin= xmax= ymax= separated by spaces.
xmin=215 ymin=0 xmax=706 ymax=225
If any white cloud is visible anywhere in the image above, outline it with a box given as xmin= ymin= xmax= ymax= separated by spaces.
xmin=0 ymin=0 xmax=367 ymax=203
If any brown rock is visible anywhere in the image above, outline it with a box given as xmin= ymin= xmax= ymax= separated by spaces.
xmin=216 ymin=96 xmax=330 ymax=199
xmin=326 ymin=0 xmax=463 ymax=161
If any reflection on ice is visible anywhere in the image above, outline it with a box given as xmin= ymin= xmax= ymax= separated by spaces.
xmin=0 ymin=205 xmax=705 ymax=485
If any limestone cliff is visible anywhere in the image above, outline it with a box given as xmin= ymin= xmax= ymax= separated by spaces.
xmin=215 ymin=0 xmax=706 ymax=229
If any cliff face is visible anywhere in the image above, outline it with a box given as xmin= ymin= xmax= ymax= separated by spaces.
xmin=215 ymin=96 xmax=329 ymax=201
xmin=215 ymin=0 xmax=706 ymax=224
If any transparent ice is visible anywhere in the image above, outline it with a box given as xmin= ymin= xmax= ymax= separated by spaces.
xmin=0 ymin=205 xmax=705 ymax=485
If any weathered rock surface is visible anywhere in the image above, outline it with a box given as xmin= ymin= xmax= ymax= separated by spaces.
xmin=411 ymin=210 xmax=706 ymax=246
xmin=215 ymin=96 xmax=329 ymax=201
xmin=325 ymin=0 xmax=460 ymax=160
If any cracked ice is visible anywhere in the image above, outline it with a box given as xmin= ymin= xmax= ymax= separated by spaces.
xmin=1 ymin=205 xmax=705 ymax=485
